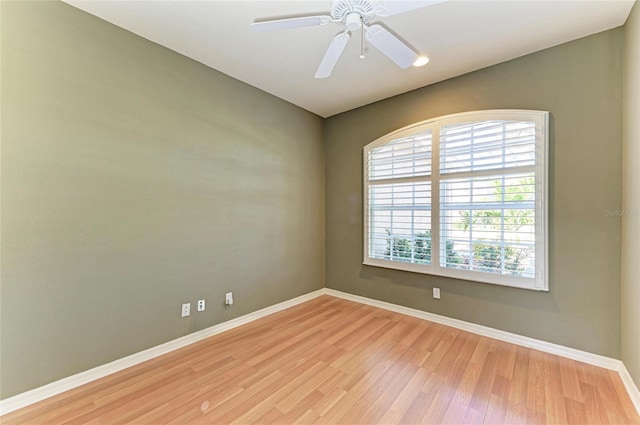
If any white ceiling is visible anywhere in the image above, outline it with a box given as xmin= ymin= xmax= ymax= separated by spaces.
xmin=64 ymin=0 xmax=634 ymax=118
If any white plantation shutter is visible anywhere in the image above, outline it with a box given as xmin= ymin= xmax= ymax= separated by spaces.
xmin=367 ymin=131 xmax=433 ymax=265
xmin=439 ymin=174 xmax=535 ymax=275
xmin=368 ymin=132 xmax=432 ymax=180
xmin=439 ymin=120 xmax=537 ymax=278
xmin=439 ymin=120 xmax=536 ymax=174
xmin=364 ymin=110 xmax=548 ymax=291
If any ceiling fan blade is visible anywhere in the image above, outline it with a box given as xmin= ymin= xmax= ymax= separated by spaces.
xmin=315 ymin=32 xmax=351 ymax=79
xmin=374 ymin=0 xmax=446 ymax=17
xmin=251 ymin=15 xmax=333 ymax=32
xmin=365 ymin=24 xmax=419 ymax=69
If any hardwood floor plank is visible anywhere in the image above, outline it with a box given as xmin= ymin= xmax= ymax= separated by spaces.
xmin=504 ymin=401 xmax=540 ymax=425
xmin=399 ymin=390 xmax=431 ymax=425
xmin=543 ymin=353 xmax=569 ymax=425
xmin=462 ymin=405 xmax=486 ymax=425
xmin=420 ymin=379 xmax=457 ymax=424
xmin=507 ymin=346 xmax=530 ymax=405
xmin=452 ymin=360 xmax=482 ymax=407
xmin=320 ymin=344 xmax=413 ymax=423
xmin=582 ymin=382 xmax=613 ymax=425
xmin=376 ymin=366 xmax=433 ymax=424
xmin=397 ymin=319 xmax=430 ymax=348
xmin=558 ymin=357 xmax=584 ymax=402
xmin=209 ymin=360 xmax=324 ymax=424
xmin=433 ymin=331 xmax=466 ymax=375
xmin=336 ymin=361 xmax=417 ymax=424
xmin=2 ymin=295 xmax=637 ymax=425
xmin=564 ymin=396 xmax=588 ymax=425
xmin=492 ymin=374 xmax=510 ymax=399
xmin=250 ymin=406 xmax=285 ymax=425
xmin=159 ymin=381 xmax=244 ymax=424
xmin=274 ymin=364 xmax=340 ymax=414
xmin=484 ymin=393 xmax=508 ymax=424
xmin=526 ymin=348 xmax=547 ymax=415
xmin=440 ymin=399 xmax=468 ymax=425
xmin=469 ymin=350 xmax=499 ymax=415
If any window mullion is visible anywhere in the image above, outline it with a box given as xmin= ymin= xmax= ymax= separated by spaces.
xmin=411 ymin=169 xmax=416 ymax=263
xmin=411 ymin=142 xmax=416 ymax=263
xmin=469 ymin=124 xmax=476 ymax=272
xmin=390 ymin=209 xmax=394 ymax=261
xmin=500 ymin=181 xmax=506 ymax=274
xmin=438 ymin=165 xmax=536 ymax=181
xmin=469 ymin=179 xmax=474 ymax=272
xmin=501 ymin=123 xmax=506 ymax=274
xmin=391 ymin=144 xmax=395 ymax=262
xmin=432 ymin=124 xmax=441 ymax=273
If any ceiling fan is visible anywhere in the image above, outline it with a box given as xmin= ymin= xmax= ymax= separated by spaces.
xmin=251 ymin=0 xmax=443 ymax=78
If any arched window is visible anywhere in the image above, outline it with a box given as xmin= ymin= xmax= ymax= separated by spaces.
xmin=363 ymin=110 xmax=548 ymax=290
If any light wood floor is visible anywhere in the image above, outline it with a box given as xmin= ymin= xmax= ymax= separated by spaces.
xmin=2 ymin=296 xmax=638 ymax=425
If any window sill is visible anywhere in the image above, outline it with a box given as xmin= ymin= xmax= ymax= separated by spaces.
xmin=362 ymin=258 xmax=548 ymax=291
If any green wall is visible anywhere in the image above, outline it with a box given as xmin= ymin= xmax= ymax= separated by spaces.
xmin=0 ymin=1 xmax=325 ymax=398
xmin=623 ymin=1 xmax=640 ymax=387
xmin=325 ymin=29 xmax=623 ymax=358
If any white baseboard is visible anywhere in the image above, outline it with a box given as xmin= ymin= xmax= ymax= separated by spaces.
xmin=324 ymin=288 xmax=640 ymax=416
xmin=0 ymin=289 xmax=325 ymax=416
xmin=2 ymin=287 xmax=639 ymax=418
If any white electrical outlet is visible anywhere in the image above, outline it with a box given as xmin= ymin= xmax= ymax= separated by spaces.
xmin=197 ymin=299 xmax=205 ymax=312
xmin=433 ymin=288 xmax=441 ymax=299
xmin=225 ymin=292 xmax=233 ymax=306
xmin=181 ymin=303 xmax=191 ymax=317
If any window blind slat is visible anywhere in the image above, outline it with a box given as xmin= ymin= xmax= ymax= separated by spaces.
xmin=440 ymin=120 xmax=537 ymax=175
xmin=369 ymin=130 xmax=432 ymax=180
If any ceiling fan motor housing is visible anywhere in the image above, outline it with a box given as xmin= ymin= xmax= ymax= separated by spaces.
xmin=331 ymin=0 xmax=376 ymax=28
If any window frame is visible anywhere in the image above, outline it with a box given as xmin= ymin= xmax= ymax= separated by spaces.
xmin=363 ymin=109 xmax=549 ymax=291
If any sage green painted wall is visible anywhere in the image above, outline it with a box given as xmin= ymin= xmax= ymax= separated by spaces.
xmin=622 ymin=1 xmax=640 ymax=387
xmin=325 ymin=29 xmax=623 ymax=358
xmin=0 ymin=1 xmax=324 ymax=398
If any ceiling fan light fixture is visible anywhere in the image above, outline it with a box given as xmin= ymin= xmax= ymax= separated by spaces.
xmin=345 ymin=12 xmax=362 ymax=31
xmin=413 ymin=56 xmax=429 ymax=67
